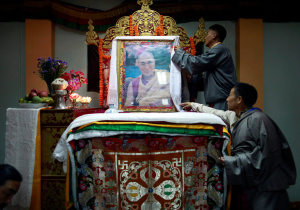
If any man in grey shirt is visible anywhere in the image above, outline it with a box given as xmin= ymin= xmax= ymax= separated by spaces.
xmin=181 ymin=83 xmax=296 ymax=210
xmin=172 ymin=24 xmax=237 ymax=110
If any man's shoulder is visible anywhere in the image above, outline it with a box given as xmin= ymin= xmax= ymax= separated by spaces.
xmin=211 ymin=43 xmax=230 ymax=52
xmin=244 ymin=109 xmax=274 ymax=126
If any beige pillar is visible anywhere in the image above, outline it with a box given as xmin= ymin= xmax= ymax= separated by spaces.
xmin=236 ymin=18 xmax=264 ymax=110
xmin=25 ymin=19 xmax=54 ymax=93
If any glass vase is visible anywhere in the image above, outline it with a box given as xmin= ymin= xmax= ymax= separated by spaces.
xmin=46 ymin=81 xmax=55 ymax=96
xmin=105 ymin=104 xmax=119 ymax=113
xmin=65 ymin=90 xmax=73 ymax=108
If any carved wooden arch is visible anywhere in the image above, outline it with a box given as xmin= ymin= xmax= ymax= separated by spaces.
xmin=86 ymin=0 xmax=206 ymax=48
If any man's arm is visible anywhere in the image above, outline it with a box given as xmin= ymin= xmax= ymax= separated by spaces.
xmin=191 ymin=102 xmax=236 ymax=125
xmin=172 ymin=48 xmax=220 ymax=75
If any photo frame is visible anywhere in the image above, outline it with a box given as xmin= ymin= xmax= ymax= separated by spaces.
xmin=108 ymin=36 xmax=181 ymax=112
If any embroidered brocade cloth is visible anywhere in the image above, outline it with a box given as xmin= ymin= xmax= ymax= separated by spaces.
xmin=70 ymin=132 xmax=228 ymax=209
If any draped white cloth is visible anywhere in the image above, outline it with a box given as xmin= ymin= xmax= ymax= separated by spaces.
xmin=52 ymin=112 xmax=226 ymax=172
xmin=107 ymin=36 xmax=182 ymax=111
xmin=4 ymin=108 xmax=41 ymax=209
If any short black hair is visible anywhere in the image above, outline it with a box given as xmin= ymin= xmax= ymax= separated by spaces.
xmin=0 ymin=164 xmax=22 ymax=186
xmin=209 ymin=24 xmax=227 ymax=42
xmin=233 ymin=83 xmax=258 ymax=107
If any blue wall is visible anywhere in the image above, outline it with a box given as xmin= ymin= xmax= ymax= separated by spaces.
xmin=263 ymin=22 xmax=300 ymax=201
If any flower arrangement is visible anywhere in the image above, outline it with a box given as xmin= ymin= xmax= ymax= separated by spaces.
xmin=98 ymin=38 xmax=104 ymax=106
xmin=129 ymin=15 xmax=134 ymax=36
xmin=190 ymin=37 xmax=196 ymax=56
xmin=60 ymin=70 xmax=88 ymax=93
xmin=34 ymin=57 xmax=68 ymax=93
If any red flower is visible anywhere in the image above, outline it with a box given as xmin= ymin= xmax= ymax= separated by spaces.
xmin=163 ymin=169 xmax=172 ymax=178
xmin=148 ymin=140 xmax=157 ymax=147
xmin=78 ymin=140 xmax=85 ymax=148
xmin=198 ymin=173 xmax=205 ymax=179
xmin=95 ymin=179 xmax=103 ymax=185
xmin=105 ymin=140 xmax=113 ymax=147
xmin=129 ymin=171 xmax=138 ymax=180
xmin=79 ymin=183 xmax=87 ymax=191
xmin=215 ymin=140 xmax=222 ymax=149
xmin=215 ymin=183 xmax=223 ymax=191
xmin=61 ymin=70 xmax=87 ymax=92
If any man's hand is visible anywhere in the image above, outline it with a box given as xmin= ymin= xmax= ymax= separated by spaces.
xmin=179 ymin=102 xmax=193 ymax=111
xmin=174 ymin=45 xmax=181 ymax=52
xmin=218 ymin=157 xmax=225 ymax=166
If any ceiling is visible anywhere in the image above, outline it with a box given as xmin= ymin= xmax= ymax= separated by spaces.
xmin=0 ymin=0 xmax=299 ymax=23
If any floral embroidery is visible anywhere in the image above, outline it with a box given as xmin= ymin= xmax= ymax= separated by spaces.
xmin=129 ymin=171 xmax=138 ymax=180
xmin=95 ymin=179 xmax=103 ymax=185
xmin=163 ymin=169 xmax=172 ymax=178
xmin=73 ymin=134 xmax=225 ymax=209
xmin=78 ymin=140 xmax=85 ymax=148
xmin=79 ymin=183 xmax=87 ymax=191
xmin=215 ymin=183 xmax=223 ymax=191
xmin=198 ymin=173 xmax=205 ymax=179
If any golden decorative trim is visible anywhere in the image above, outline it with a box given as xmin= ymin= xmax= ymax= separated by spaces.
xmin=41 ymin=175 xmax=67 ymax=180
xmin=193 ymin=18 xmax=207 ymax=45
xmin=137 ymin=0 xmax=153 ymax=10
xmin=85 ymin=19 xmax=99 ymax=46
xmin=86 ymin=1 xmax=203 ymax=49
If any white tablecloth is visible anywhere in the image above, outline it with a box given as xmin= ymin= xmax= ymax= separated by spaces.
xmin=4 ymin=108 xmax=40 ymax=208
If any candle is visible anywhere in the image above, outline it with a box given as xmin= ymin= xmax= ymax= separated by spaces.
xmin=81 ymin=97 xmax=92 ymax=103
xmin=70 ymin=93 xmax=80 ymax=100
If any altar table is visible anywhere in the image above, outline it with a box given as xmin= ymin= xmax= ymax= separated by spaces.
xmin=4 ymin=108 xmax=104 ymax=210
xmin=53 ymin=112 xmax=231 ymax=210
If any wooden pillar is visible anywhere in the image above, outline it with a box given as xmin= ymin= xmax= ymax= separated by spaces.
xmin=25 ymin=19 xmax=54 ymax=93
xmin=236 ymin=19 xmax=264 ymax=110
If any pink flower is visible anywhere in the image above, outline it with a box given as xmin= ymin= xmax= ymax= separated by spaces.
xmin=60 ymin=70 xmax=88 ymax=92
xmin=70 ymin=93 xmax=80 ymax=100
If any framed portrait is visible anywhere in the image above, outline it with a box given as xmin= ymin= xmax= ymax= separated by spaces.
xmin=108 ymin=36 xmax=181 ymax=112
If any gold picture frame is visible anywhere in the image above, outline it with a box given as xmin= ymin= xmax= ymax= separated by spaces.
xmin=116 ymin=37 xmax=176 ymax=112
